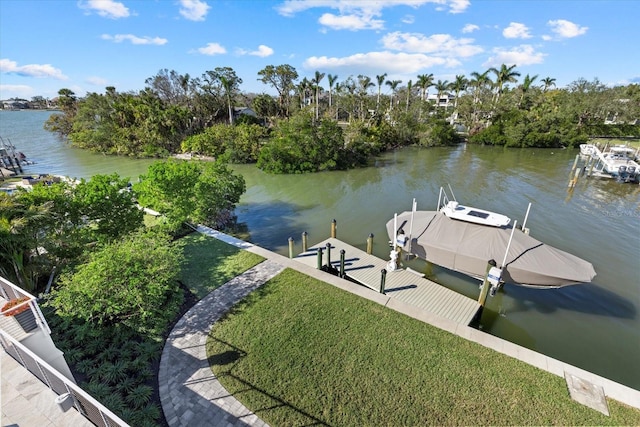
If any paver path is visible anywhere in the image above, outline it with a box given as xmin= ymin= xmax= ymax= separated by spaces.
xmin=159 ymin=259 xmax=284 ymax=427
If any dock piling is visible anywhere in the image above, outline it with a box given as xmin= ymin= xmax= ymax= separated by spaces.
xmin=288 ymin=237 xmax=294 ymax=259
xmin=379 ymin=269 xmax=387 ymax=294
xmin=302 ymin=231 xmax=308 ymax=252
xmin=366 ymin=233 xmax=374 ymax=255
xmin=330 ymin=219 xmax=337 ymax=238
xmin=339 ymin=249 xmax=346 ymax=278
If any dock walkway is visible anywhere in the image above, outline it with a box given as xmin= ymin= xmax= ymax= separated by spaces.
xmin=295 ymin=238 xmax=480 ymax=326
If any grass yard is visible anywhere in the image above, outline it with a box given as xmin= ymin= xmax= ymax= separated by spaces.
xmin=207 ymin=268 xmax=640 ymax=426
xmin=176 ymin=232 xmax=265 ymax=299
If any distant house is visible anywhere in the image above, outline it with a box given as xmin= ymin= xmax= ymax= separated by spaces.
xmin=1 ymin=100 xmax=30 ymax=110
xmin=426 ymin=93 xmax=455 ymax=109
xmin=232 ymin=107 xmax=257 ymax=121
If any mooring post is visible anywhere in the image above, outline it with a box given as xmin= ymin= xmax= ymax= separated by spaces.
xmin=379 ymin=269 xmax=387 ymax=294
xmin=326 ymin=242 xmax=332 ymax=268
xmin=339 ymin=249 xmax=346 ymax=278
xmin=478 ymin=259 xmax=497 ymax=308
xmin=587 ymin=157 xmax=596 ymax=177
xmin=569 ymin=154 xmax=579 ymax=181
xmin=302 ymin=231 xmax=308 ymax=252
xmin=317 ymin=247 xmax=323 ymax=270
xmin=330 ymin=219 xmax=337 ymax=238
xmin=288 ymin=237 xmax=294 ymax=258
xmin=366 ymin=233 xmax=374 ymax=255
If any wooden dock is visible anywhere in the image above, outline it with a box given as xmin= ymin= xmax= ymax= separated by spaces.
xmin=295 ymin=238 xmax=480 ymax=326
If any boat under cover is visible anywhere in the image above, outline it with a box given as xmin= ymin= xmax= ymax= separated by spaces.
xmin=386 ymin=210 xmax=596 ymax=288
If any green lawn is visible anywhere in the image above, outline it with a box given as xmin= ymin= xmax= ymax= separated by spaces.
xmin=207 ymin=268 xmax=640 ymax=426
xmin=176 ymin=232 xmax=265 ymax=299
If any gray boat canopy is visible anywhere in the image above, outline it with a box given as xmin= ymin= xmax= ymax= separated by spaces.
xmin=386 ymin=210 xmax=596 ymax=288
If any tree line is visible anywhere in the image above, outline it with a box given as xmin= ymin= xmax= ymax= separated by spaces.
xmin=44 ymin=64 xmax=639 ymax=172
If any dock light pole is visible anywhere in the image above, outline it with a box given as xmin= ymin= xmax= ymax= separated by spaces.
xmin=288 ymin=237 xmax=294 ymax=258
xmin=326 ymin=242 xmax=332 ymax=268
xmin=317 ymin=247 xmax=323 ymax=270
xmin=302 ymin=232 xmax=308 ymax=252
xmin=331 ymin=219 xmax=337 ymax=238
xmin=340 ymin=250 xmax=346 ymax=278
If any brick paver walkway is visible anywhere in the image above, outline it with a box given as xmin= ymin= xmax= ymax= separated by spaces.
xmin=159 ymin=259 xmax=284 ymax=427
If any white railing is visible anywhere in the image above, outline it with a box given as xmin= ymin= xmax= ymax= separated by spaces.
xmin=0 ymin=276 xmax=50 ymax=336
xmin=1 ymin=330 xmax=130 ymax=427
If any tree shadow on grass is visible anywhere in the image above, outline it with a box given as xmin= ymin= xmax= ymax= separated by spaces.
xmin=208 ymin=336 xmax=330 ymax=427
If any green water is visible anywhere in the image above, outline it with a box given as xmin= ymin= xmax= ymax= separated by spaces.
xmin=2 ymin=110 xmax=639 ymax=390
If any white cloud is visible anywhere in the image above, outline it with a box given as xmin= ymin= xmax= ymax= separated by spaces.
xmin=0 ymin=58 xmax=68 ymax=79
xmin=381 ymin=32 xmax=483 ymax=58
xmin=196 ymin=43 xmax=227 ymax=55
xmin=276 ymin=1 xmax=470 ymax=29
xmin=462 ymin=24 xmax=479 ymax=34
xmin=402 ymin=15 xmax=415 ymax=24
xmin=319 ymin=13 xmax=384 ymax=31
xmin=101 ymin=34 xmax=168 ymax=45
xmin=304 ymin=51 xmax=460 ymax=74
xmin=237 ymin=45 xmax=274 ymax=57
xmin=483 ymin=45 xmax=546 ymax=68
xmin=179 ymin=0 xmax=210 ymax=21
xmin=86 ymin=76 xmax=108 ymax=86
xmin=547 ymin=19 xmax=588 ymax=39
xmin=503 ymin=22 xmax=531 ymax=39
xmin=79 ymin=0 xmax=130 ymax=19
xmin=0 ymin=84 xmax=35 ymax=99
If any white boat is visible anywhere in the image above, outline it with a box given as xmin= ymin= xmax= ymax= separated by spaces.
xmin=387 ymin=188 xmax=596 ymax=288
xmin=437 ymin=186 xmax=510 ymax=227
xmin=579 ymin=143 xmax=597 ymax=156
xmin=440 ymin=200 xmax=511 ymax=227
xmin=600 ymin=146 xmax=639 ymax=182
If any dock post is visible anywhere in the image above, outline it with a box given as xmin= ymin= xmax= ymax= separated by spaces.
xmin=568 ymin=167 xmax=580 ymax=188
xmin=379 ymin=269 xmax=387 ymax=294
xmin=288 ymin=237 xmax=294 ymax=258
xmin=478 ymin=259 xmax=497 ymax=308
xmin=302 ymin=232 xmax=308 ymax=252
xmin=326 ymin=242 xmax=332 ymax=268
xmin=317 ymin=247 xmax=323 ymax=270
xmin=366 ymin=233 xmax=374 ymax=255
xmin=339 ymin=249 xmax=346 ymax=278
xmin=568 ymin=154 xmax=579 ymax=181
xmin=330 ymin=219 xmax=337 ymax=238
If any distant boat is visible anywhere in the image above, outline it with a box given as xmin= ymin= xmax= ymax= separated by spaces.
xmin=588 ymin=144 xmax=639 ymax=183
xmin=386 ymin=188 xmax=596 ymax=288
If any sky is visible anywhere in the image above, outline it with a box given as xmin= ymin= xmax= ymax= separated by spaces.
xmin=1 ymin=0 xmax=639 ymax=101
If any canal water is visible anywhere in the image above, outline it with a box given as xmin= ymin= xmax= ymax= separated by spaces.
xmin=2 ymin=110 xmax=639 ymax=390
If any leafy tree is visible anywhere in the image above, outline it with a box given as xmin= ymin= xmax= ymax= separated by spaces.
xmin=257 ymin=110 xmax=348 ymax=173
xmin=49 ymin=229 xmax=182 ymax=332
xmin=257 ymin=64 xmax=299 ymax=117
xmin=133 ymin=159 xmax=245 ymax=231
xmin=252 ymin=93 xmax=278 ymax=120
xmin=203 ymin=67 xmax=243 ymax=125
xmin=44 ymin=88 xmax=77 ymax=137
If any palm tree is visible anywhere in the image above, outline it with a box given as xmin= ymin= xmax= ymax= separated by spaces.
xmin=385 ymin=79 xmax=402 ymax=111
xmin=541 ymin=76 xmax=556 ymax=92
xmin=434 ymin=79 xmax=451 ymax=110
xmin=357 ymin=75 xmax=375 ymax=119
xmin=518 ymin=74 xmax=538 ymax=108
xmin=313 ymin=70 xmax=325 ymax=120
xmin=297 ymin=78 xmax=311 ymax=109
xmin=376 ymin=73 xmax=387 ymax=110
xmin=405 ymin=80 xmax=413 ymax=112
xmin=327 ymin=74 xmax=338 ymax=110
xmin=468 ymin=70 xmax=492 ymax=126
xmin=450 ymin=74 xmax=468 ymax=109
xmin=416 ymin=73 xmax=434 ymax=101
xmin=490 ymin=64 xmax=520 ymax=104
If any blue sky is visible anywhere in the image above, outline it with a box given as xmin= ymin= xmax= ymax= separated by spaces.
xmin=1 ymin=0 xmax=638 ymax=100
